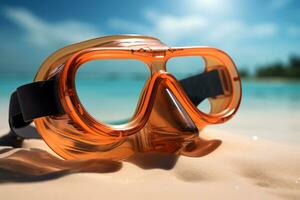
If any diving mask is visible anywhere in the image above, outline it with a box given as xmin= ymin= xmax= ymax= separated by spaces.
xmin=4 ymin=35 xmax=241 ymax=160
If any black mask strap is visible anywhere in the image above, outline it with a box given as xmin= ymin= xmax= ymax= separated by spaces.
xmin=0 ymin=69 xmax=224 ymax=147
xmin=179 ymin=69 xmax=224 ymax=106
xmin=0 ymin=79 xmax=64 ymax=147
xmin=9 ymin=79 xmax=63 ymax=128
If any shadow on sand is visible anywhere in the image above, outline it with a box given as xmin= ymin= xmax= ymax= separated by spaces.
xmin=0 ymin=126 xmax=220 ymax=183
xmin=0 ymin=147 xmax=180 ymax=183
xmin=0 ymin=126 xmax=181 ymax=183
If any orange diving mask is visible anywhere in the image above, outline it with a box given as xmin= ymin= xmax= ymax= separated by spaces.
xmin=3 ymin=35 xmax=241 ymax=160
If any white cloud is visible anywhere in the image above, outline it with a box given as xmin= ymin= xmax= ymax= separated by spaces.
xmin=109 ymin=14 xmax=204 ymax=44
xmin=109 ymin=11 xmax=207 ymax=43
xmin=154 ymin=15 xmax=206 ymax=33
xmin=108 ymin=9 xmax=281 ymax=69
xmin=108 ymin=18 xmax=149 ymax=34
xmin=269 ymin=0 xmax=293 ymax=10
xmin=109 ymin=10 xmax=278 ymax=45
xmin=251 ymin=23 xmax=278 ymax=37
xmin=178 ymin=0 xmax=236 ymax=15
xmin=146 ymin=11 xmax=207 ymax=42
xmin=3 ymin=7 xmax=101 ymax=48
xmin=208 ymin=21 xmax=278 ymax=41
xmin=287 ymin=26 xmax=300 ymax=37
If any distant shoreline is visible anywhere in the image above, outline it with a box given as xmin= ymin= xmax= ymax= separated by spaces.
xmin=241 ymin=77 xmax=300 ymax=82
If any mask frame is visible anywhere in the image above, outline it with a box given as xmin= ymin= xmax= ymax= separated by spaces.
xmin=5 ymin=35 xmax=241 ymax=160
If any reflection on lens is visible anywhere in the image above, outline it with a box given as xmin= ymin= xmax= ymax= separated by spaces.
xmin=76 ymin=59 xmax=149 ymax=125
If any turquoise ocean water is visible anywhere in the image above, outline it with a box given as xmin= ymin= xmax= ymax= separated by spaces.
xmin=0 ymin=76 xmax=299 ymax=145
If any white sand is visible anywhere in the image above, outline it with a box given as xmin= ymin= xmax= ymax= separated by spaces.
xmin=0 ymin=128 xmax=299 ymax=200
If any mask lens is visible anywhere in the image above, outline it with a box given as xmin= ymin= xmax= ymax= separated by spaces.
xmin=75 ymin=59 xmax=149 ymax=125
xmin=167 ymin=56 xmax=211 ymax=114
xmin=168 ymin=54 xmax=237 ymax=117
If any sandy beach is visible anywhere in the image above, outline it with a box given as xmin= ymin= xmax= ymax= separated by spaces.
xmin=0 ymin=125 xmax=299 ymax=200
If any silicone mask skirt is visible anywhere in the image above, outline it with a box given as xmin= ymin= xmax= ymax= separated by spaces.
xmin=12 ymin=35 xmax=241 ymax=160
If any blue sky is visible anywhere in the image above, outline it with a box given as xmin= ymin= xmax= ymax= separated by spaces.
xmin=0 ymin=0 xmax=299 ymax=74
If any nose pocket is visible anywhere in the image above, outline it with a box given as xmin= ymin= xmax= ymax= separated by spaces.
xmin=148 ymin=82 xmax=199 ymax=136
xmin=137 ymin=81 xmax=200 ymax=153
xmin=136 ymin=77 xmax=222 ymax=156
